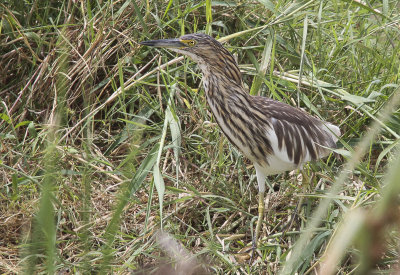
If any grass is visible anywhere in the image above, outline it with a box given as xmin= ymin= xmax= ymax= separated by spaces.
xmin=1 ymin=0 xmax=400 ymax=274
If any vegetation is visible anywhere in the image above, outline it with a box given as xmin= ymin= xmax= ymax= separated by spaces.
xmin=1 ymin=0 xmax=400 ymax=274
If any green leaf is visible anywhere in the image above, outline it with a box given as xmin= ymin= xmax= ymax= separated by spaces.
xmin=375 ymin=139 xmax=400 ymax=173
xmin=166 ymin=102 xmax=181 ymax=170
xmin=257 ymin=0 xmax=277 ymax=14
xmin=0 ymin=113 xmax=11 ymax=124
xmin=153 ymin=164 xmax=165 ymax=228
xmin=332 ymin=148 xmax=352 ymax=158
xmin=28 ymin=121 xmax=37 ymax=138
xmin=206 ymin=0 xmax=212 ymax=35
xmin=14 ymin=120 xmax=31 ymax=129
xmin=250 ymin=34 xmax=273 ymax=96
xmin=342 ymin=94 xmax=374 ymax=105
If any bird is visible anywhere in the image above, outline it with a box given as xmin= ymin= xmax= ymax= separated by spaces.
xmin=140 ymin=33 xmax=340 ymax=248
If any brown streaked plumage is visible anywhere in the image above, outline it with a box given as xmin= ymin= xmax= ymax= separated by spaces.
xmin=140 ymin=33 xmax=340 ymax=247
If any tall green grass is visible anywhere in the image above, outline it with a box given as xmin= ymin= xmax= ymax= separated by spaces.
xmin=1 ymin=0 xmax=400 ymax=274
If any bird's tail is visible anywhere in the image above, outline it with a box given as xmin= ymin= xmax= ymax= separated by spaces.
xmin=325 ymin=122 xmax=341 ymax=145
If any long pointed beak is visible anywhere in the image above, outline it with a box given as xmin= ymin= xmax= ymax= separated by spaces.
xmin=139 ymin=38 xmax=185 ymax=49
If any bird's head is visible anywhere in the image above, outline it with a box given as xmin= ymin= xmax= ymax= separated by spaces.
xmin=140 ymin=33 xmax=218 ymax=61
xmin=140 ymin=33 xmax=242 ymax=86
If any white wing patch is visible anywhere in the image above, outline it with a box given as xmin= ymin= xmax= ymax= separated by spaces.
xmin=257 ymin=118 xmax=339 ymax=176
xmin=260 ymin=126 xmax=299 ymax=175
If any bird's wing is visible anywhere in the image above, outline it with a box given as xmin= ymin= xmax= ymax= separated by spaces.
xmin=251 ymin=96 xmax=340 ymax=166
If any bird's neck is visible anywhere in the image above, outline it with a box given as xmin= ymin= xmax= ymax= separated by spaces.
xmin=198 ymin=60 xmax=244 ymax=99
xmin=200 ymin=60 xmax=252 ymax=128
xmin=201 ymin=55 xmax=242 ymax=87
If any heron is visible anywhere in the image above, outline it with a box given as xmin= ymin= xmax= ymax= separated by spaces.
xmin=140 ymin=33 xmax=340 ymax=249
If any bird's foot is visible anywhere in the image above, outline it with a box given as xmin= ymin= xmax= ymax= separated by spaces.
xmin=250 ymin=235 xmax=259 ymax=263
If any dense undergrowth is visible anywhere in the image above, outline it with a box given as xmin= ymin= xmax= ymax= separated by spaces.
xmin=1 ymin=0 xmax=400 ymax=274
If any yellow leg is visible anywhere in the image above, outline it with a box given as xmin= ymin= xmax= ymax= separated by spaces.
xmin=253 ymin=165 xmax=266 ymax=251
xmin=254 ymin=191 xmax=265 ymax=247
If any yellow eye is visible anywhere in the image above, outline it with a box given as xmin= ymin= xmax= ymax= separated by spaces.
xmin=187 ymin=40 xmax=196 ymax=47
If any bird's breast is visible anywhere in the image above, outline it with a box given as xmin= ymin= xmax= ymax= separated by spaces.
xmin=205 ymin=92 xmax=271 ymax=168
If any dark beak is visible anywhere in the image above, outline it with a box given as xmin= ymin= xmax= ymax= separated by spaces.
xmin=139 ymin=38 xmax=185 ymax=49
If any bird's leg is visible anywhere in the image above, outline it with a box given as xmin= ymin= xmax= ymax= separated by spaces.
xmin=254 ymin=190 xmax=265 ymax=247
xmin=252 ymin=167 xmax=266 ymax=251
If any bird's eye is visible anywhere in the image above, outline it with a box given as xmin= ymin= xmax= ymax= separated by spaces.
xmin=187 ymin=40 xmax=196 ymax=47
